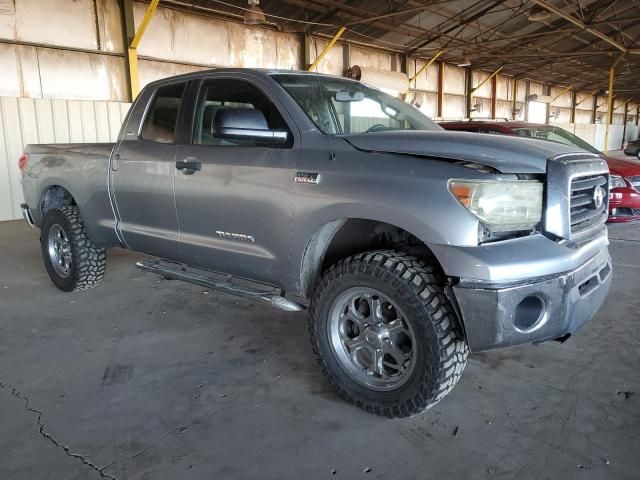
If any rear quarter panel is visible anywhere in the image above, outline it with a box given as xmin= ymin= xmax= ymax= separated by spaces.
xmin=23 ymin=143 xmax=119 ymax=247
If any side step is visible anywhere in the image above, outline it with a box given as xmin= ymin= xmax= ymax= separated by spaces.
xmin=136 ymin=258 xmax=305 ymax=312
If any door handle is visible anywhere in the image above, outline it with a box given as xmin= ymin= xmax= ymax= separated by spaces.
xmin=112 ymin=152 xmax=120 ymax=171
xmin=175 ymin=158 xmax=202 ymax=175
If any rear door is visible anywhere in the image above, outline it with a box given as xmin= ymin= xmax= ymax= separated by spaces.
xmin=173 ymin=75 xmax=299 ymax=286
xmin=111 ymin=81 xmax=187 ymax=260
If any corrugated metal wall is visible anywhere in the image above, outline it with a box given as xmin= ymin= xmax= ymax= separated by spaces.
xmin=556 ymin=123 xmax=640 ymax=152
xmin=0 ymin=97 xmax=130 ymax=221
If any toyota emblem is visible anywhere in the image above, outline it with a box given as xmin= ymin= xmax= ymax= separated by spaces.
xmin=593 ymin=186 xmax=605 ymax=209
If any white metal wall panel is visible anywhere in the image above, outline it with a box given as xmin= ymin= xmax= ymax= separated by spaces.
xmin=496 ymin=75 xmax=510 ymax=101
xmin=550 ymin=107 xmax=572 ymax=123
xmin=574 ymin=109 xmax=592 ymax=124
xmin=444 ymin=65 xmax=465 ymax=96
xmin=96 ymin=0 xmax=125 ymax=53
xmin=496 ymin=100 xmax=515 ymax=120
xmin=445 ymin=95 xmax=466 ymax=118
xmin=1 ymin=97 xmax=24 ymax=221
xmin=556 ymin=123 xmax=634 ymax=151
xmin=13 ymin=0 xmax=98 ymax=50
xmin=472 ymin=71 xmax=491 ymax=99
xmin=350 ymin=46 xmax=392 ymax=71
xmin=0 ymin=96 xmax=130 ymax=221
xmin=408 ymin=60 xmax=438 ymax=92
xmin=626 ymin=125 xmax=640 ymax=144
xmin=0 ymin=43 xmax=20 ymax=97
xmin=309 ymin=38 xmax=343 ymax=77
xmin=516 ymin=80 xmax=527 ymax=102
xmin=0 ymin=99 xmax=15 ymax=221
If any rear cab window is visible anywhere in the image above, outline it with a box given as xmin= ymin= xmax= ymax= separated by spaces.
xmin=141 ymin=83 xmax=186 ymax=144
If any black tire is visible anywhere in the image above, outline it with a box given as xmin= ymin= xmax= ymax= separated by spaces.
xmin=309 ymin=250 xmax=468 ymax=418
xmin=40 ymin=207 xmax=106 ymax=292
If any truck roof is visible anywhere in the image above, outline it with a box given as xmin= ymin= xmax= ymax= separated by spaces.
xmin=440 ymin=120 xmax=559 ymax=129
xmin=142 ymin=68 xmax=359 ymax=89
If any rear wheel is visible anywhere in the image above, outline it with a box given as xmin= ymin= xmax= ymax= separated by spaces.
xmin=41 ymin=207 xmax=106 ymax=292
xmin=309 ymin=250 xmax=468 ymax=418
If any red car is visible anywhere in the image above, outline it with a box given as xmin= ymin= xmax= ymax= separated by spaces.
xmin=441 ymin=121 xmax=640 ymax=223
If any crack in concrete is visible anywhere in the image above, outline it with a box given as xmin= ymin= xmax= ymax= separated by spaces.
xmin=0 ymin=381 xmax=117 ymax=480
xmin=98 ymin=403 xmax=224 ymax=471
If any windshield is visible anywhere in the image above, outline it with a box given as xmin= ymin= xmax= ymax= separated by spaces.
xmin=271 ymin=73 xmax=442 ymax=135
xmin=511 ymin=126 xmax=601 ymax=154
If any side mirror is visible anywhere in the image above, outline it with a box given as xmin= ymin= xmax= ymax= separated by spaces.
xmin=212 ymin=108 xmax=289 ymax=146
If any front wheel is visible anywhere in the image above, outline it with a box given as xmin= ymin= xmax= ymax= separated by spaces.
xmin=309 ymin=250 xmax=468 ymax=418
xmin=41 ymin=207 xmax=107 ymax=292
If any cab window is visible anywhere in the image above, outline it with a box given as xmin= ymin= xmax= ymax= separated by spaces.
xmin=192 ymin=79 xmax=291 ymax=147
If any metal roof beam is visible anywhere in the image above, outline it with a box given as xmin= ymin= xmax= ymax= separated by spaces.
xmin=406 ymin=0 xmax=506 ymax=54
xmin=530 ymin=0 xmax=632 ymax=53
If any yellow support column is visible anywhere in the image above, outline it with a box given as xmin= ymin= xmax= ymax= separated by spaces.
xmin=408 ymin=50 xmax=443 ymax=83
xmin=308 ymin=27 xmax=346 ymax=72
xmin=128 ymin=0 xmax=160 ymax=99
xmin=550 ymin=84 xmax=573 ymax=104
xmin=604 ymin=65 xmax=614 ymax=154
xmin=470 ymin=66 xmax=504 ymax=95
xmin=128 ymin=48 xmax=140 ymax=100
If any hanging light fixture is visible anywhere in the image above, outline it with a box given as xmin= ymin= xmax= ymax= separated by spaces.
xmin=528 ymin=5 xmax=550 ymax=22
xmin=244 ymin=0 xmax=266 ymax=25
xmin=457 ymin=58 xmax=472 ymax=67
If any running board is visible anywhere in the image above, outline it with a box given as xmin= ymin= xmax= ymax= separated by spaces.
xmin=135 ymin=258 xmax=305 ymax=312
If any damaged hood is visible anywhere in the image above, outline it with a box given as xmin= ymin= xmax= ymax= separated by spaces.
xmin=343 ymin=130 xmax=593 ymax=174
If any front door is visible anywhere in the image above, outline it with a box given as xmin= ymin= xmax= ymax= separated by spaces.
xmin=173 ymin=76 xmax=298 ymax=286
xmin=111 ymin=81 xmax=186 ymax=260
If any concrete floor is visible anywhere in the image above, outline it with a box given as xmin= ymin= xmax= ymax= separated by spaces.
xmin=1 ymin=220 xmax=639 ymax=480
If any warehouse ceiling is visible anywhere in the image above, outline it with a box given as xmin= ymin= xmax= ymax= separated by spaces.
xmin=164 ymin=0 xmax=640 ymax=99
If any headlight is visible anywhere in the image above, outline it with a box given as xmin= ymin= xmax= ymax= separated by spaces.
xmin=449 ymin=179 xmax=543 ymax=232
xmin=609 ymin=175 xmax=626 ymax=190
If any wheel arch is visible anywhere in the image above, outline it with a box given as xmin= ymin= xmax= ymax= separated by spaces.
xmin=39 ymin=184 xmax=77 ymax=218
xmin=296 ymin=218 xmax=446 ymax=299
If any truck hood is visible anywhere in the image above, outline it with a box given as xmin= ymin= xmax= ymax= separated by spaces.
xmin=603 ymin=154 xmax=640 ymax=177
xmin=343 ymin=130 xmax=592 ymax=174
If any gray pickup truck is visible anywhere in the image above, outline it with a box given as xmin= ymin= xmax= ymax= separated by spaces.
xmin=20 ymin=69 xmax=612 ymax=417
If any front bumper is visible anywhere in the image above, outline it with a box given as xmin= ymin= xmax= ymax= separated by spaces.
xmin=453 ymin=247 xmax=612 ymax=352
xmin=608 ymin=187 xmax=640 ymax=222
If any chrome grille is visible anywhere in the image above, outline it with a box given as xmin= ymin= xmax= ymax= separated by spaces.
xmin=627 ymin=175 xmax=640 ymax=191
xmin=570 ymin=174 xmax=608 ymax=236
xmin=544 ymin=154 xmax=610 ymax=241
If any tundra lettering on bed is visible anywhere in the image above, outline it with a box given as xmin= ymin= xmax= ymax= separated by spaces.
xmin=19 ymin=69 xmax=612 ymax=417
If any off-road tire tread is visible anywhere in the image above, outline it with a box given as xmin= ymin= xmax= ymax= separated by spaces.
xmin=309 ymin=250 xmax=468 ymax=418
xmin=42 ymin=207 xmax=106 ymax=291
